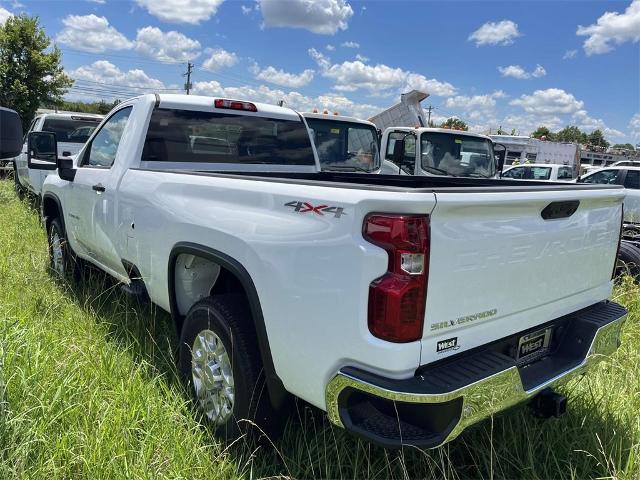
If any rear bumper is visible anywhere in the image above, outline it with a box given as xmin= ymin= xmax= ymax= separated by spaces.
xmin=325 ymin=301 xmax=627 ymax=449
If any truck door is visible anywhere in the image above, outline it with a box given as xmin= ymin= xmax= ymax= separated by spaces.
xmin=67 ymin=107 xmax=132 ymax=276
xmin=384 ymin=131 xmax=416 ymax=175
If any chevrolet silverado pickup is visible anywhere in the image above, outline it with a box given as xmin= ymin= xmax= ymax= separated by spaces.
xmin=32 ymin=94 xmax=627 ymax=449
xmin=14 ymin=111 xmax=103 ymax=197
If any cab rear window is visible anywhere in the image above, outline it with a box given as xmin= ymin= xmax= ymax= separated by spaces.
xmin=141 ymin=109 xmax=315 ymax=166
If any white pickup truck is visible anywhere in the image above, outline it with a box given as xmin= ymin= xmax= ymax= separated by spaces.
xmin=380 ymin=127 xmax=499 ymax=177
xmin=30 ymin=94 xmax=627 ymax=449
xmin=13 ymin=112 xmax=103 ymax=197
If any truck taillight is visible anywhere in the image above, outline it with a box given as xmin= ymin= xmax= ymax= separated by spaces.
xmin=214 ymin=99 xmax=258 ymax=112
xmin=363 ymin=214 xmax=430 ymax=343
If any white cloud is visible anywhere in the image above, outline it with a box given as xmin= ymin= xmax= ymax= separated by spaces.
xmin=135 ymin=0 xmax=224 ymax=24
xmin=532 ymin=64 xmax=546 ymax=77
xmin=355 ymin=53 xmax=368 ymax=62
xmin=498 ymin=64 xmax=546 ymax=79
xmin=563 ymin=49 xmax=577 ymax=59
xmin=0 ymin=7 xmax=12 ymax=25
xmin=572 ymin=110 xmax=624 ymax=138
xmin=135 ymin=26 xmax=201 ymax=63
xmin=309 ymin=48 xmax=456 ymax=96
xmin=341 ymin=41 xmax=359 ymax=48
xmin=250 ymin=64 xmax=315 ymax=88
xmin=500 ymin=114 xmax=565 ymax=135
xmin=192 ymin=80 xmax=382 ymax=119
xmin=577 ymin=0 xmax=640 ymax=55
xmin=202 ymin=48 xmax=238 ymax=71
xmin=56 ymin=15 xmax=133 ymax=53
xmin=469 ymin=19 xmax=521 ymax=46
xmin=498 ymin=65 xmax=528 ymax=79
xmin=510 ymin=88 xmax=584 ymax=115
xmin=258 ymin=0 xmax=353 ymax=35
xmin=444 ymin=91 xmax=505 ymax=121
xmin=241 ymin=5 xmax=252 ymax=14
xmin=68 ymin=60 xmax=168 ymax=101
xmin=87 ymin=0 xmax=106 ymax=3
xmin=629 ymin=113 xmax=640 ymax=141
xmin=325 ymin=44 xmax=335 ymax=51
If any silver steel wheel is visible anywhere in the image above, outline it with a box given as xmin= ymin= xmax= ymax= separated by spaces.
xmin=51 ymin=230 xmax=65 ymax=277
xmin=191 ymin=329 xmax=235 ymax=426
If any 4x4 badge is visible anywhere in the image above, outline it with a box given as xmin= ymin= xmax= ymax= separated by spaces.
xmin=285 ymin=201 xmax=346 ymax=218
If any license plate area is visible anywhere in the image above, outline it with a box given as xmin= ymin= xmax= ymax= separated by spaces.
xmin=517 ymin=327 xmax=552 ymax=364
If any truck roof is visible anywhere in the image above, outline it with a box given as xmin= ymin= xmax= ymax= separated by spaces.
xmin=156 ymin=94 xmax=302 ymax=121
xmin=302 ymin=112 xmax=377 ymax=127
xmin=388 ymin=126 xmax=493 ymax=141
xmin=36 ymin=112 xmax=104 ymax=121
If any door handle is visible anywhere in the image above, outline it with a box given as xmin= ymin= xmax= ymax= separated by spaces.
xmin=92 ymin=184 xmax=106 ymax=193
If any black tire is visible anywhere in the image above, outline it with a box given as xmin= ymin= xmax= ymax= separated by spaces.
xmin=615 ymin=241 xmax=640 ymax=282
xmin=178 ymin=295 xmax=283 ymax=442
xmin=47 ymin=218 xmax=78 ymax=282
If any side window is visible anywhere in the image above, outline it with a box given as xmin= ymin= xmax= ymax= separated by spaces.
xmin=582 ymin=169 xmax=620 ymax=185
xmin=531 ymin=167 xmax=551 ymax=180
xmin=385 ymin=132 xmax=415 ymax=174
xmin=82 ymin=107 xmax=132 ymax=168
xmin=502 ymin=166 xmax=525 ymax=179
xmin=557 ymin=167 xmax=573 ymax=180
xmin=624 ymin=170 xmax=640 ymax=189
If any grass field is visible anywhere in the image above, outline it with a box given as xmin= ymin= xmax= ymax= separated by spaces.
xmin=0 ymin=178 xmax=639 ymax=479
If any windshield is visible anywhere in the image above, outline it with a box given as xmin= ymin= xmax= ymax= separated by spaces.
xmin=420 ymin=132 xmax=495 ymax=177
xmin=42 ymin=118 xmax=101 ymax=143
xmin=305 ymin=118 xmax=380 ymax=172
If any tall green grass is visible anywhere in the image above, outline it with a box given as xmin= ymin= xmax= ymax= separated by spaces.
xmin=0 ymin=178 xmax=638 ymax=479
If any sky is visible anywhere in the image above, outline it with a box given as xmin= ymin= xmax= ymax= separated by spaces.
xmin=0 ymin=0 xmax=638 ymax=143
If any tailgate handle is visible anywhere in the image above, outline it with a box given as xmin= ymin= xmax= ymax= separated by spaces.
xmin=541 ymin=200 xmax=580 ymax=220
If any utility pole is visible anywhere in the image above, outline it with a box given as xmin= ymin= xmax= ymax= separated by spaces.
xmin=426 ymin=105 xmax=434 ymax=126
xmin=183 ymin=62 xmax=193 ymax=95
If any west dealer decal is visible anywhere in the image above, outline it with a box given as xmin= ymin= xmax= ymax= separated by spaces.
xmin=430 ymin=308 xmax=498 ymax=332
xmin=285 ymin=201 xmax=346 ymax=218
xmin=436 ymin=337 xmax=459 ymax=354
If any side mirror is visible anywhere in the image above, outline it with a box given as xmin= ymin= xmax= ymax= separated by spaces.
xmin=56 ymin=154 xmax=76 ymax=182
xmin=0 ymin=107 xmax=23 ymax=158
xmin=27 ymin=131 xmax=58 ymax=170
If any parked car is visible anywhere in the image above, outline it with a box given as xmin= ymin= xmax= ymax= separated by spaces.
xmin=501 ymin=163 xmax=575 ymax=181
xmin=578 ymin=166 xmax=640 ymax=223
xmin=13 ymin=112 xmax=103 ymax=198
xmin=29 ymin=94 xmax=626 ymax=450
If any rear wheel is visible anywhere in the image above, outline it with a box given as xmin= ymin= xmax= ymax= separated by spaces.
xmin=47 ymin=218 xmax=78 ymax=282
xmin=615 ymin=241 xmax=640 ymax=282
xmin=178 ymin=295 xmax=284 ymax=441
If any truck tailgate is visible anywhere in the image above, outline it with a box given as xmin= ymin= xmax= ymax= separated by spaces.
xmin=421 ymin=186 xmax=624 ymax=364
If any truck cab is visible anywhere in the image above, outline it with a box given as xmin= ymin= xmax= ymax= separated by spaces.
xmin=14 ymin=112 xmax=103 ymax=197
xmin=302 ymin=112 xmax=381 ymax=173
xmin=381 ymin=127 xmax=499 ymax=178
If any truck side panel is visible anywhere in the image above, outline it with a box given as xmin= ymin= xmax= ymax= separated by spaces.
xmin=118 ymin=169 xmax=438 ymax=409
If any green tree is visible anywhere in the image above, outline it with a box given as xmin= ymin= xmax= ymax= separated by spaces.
xmin=555 ymin=126 xmax=587 ymax=144
xmin=587 ymin=129 xmax=610 ymax=149
xmin=440 ymin=117 xmax=468 ymax=131
xmin=531 ymin=126 xmax=551 ymax=139
xmin=0 ymin=15 xmax=72 ymax=129
xmin=612 ymin=143 xmax=636 ymax=151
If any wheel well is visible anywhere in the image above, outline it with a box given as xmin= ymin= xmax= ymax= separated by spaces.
xmin=172 ymin=253 xmax=250 ymax=327
xmin=42 ymin=196 xmax=61 ymax=230
xmin=168 ymin=243 xmax=288 ymax=409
